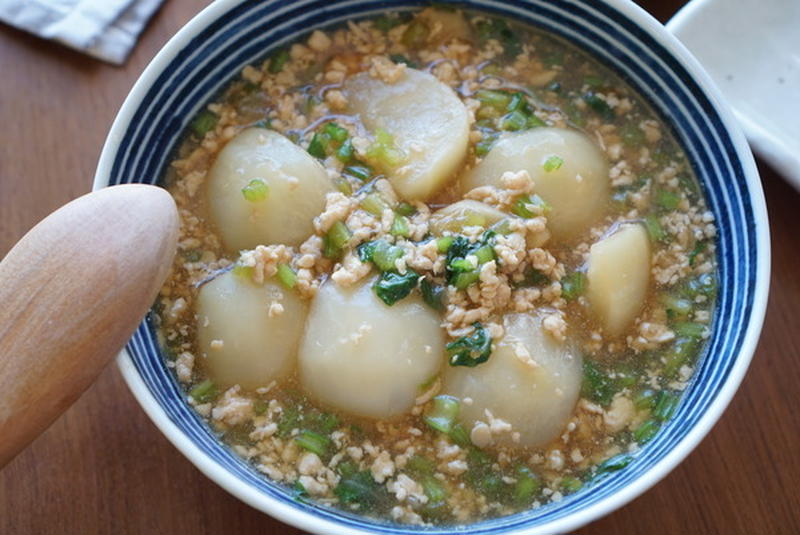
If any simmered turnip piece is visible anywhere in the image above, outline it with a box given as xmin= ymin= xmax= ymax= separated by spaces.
xmin=299 ymin=279 xmax=444 ymax=419
xmin=206 ymin=127 xmax=333 ymax=251
xmin=443 ymin=313 xmax=583 ymax=448
xmin=345 ymin=68 xmax=470 ymax=201
xmin=196 ymin=271 xmax=307 ymax=390
xmin=429 ymin=200 xmax=507 ymax=235
xmin=586 ymin=223 xmax=651 ymax=336
xmin=463 ymin=127 xmax=610 ymax=240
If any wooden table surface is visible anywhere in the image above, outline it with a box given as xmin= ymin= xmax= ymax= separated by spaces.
xmin=1 ymin=1 xmax=797 ymax=533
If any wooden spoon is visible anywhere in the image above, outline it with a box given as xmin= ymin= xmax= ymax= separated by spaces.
xmin=0 ymin=185 xmax=179 ymax=468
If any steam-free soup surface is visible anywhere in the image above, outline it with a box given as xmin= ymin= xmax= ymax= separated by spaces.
xmin=156 ymin=6 xmax=718 ymax=526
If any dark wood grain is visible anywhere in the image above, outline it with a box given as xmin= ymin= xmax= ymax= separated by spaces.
xmin=0 ymin=1 xmax=797 ymax=533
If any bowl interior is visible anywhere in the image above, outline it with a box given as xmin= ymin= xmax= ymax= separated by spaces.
xmin=97 ymin=1 xmax=766 ymax=533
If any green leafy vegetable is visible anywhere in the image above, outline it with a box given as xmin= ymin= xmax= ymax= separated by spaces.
xmin=395 ymin=202 xmax=417 ymax=217
xmin=365 ymin=128 xmax=405 ymax=170
xmin=581 ymin=360 xmax=617 ymax=406
xmin=420 ymin=278 xmax=445 ymax=311
xmin=595 ymin=454 xmax=633 ymax=476
xmin=561 ymin=271 xmax=586 ymax=301
xmin=561 ymin=476 xmax=583 ymax=493
xmin=334 ymin=470 xmax=390 ymax=508
xmin=511 ymin=194 xmax=551 ymax=218
xmin=447 ymin=322 xmax=492 ymax=367
xmin=373 ymin=270 xmax=419 ymax=306
xmin=582 ymin=91 xmax=614 ymax=120
xmin=655 ymin=189 xmax=681 ymax=211
xmin=424 ymin=395 xmax=460 ymax=434
xmin=294 ymin=429 xmax=331 ymax=457
xmin=513 ymin=466 xmax=541 ymax=505
xmin=688 ymin=240 xmax=707 ymax=266
xmin=632 ymin=418 xmax=660 ymax=443
xmin=389 ymin=53 xmax=419 ymax=69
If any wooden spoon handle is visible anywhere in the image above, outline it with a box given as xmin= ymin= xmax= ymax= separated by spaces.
xmin=0 ymin=185 xmax=178 ymax=468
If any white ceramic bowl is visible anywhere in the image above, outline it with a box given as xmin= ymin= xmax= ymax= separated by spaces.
xmin=93 ymin=1 xmax=770 ymax=533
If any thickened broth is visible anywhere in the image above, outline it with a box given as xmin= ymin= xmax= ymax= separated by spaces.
xmin=155 ymin=7 xmax=717 ymax=525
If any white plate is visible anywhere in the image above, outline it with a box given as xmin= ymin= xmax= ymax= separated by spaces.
xmin=668 ymin=0 xmax=800 ymax=190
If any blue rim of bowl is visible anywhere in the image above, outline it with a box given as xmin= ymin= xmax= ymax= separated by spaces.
xmin=94 ymin=1 xmax=769 ymax=533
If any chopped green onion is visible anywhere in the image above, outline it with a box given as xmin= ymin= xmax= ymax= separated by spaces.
xmin=663 ymin=337 xmax=698 ymax=377
xmin=366 ymin=128 xmax=405 ymax=170
xmin=402 ymin=19 xmax=429 ymax=48
xmin=406 ymin=455 xmax=436 ymax=475
xmin=395 ymin=202 xmax=417 ymax=217
xmin=475 ymin=138 xmax=497 ymax=157
xmin=190 ymin=110 xmax=218 ymax=137
xmin=241 ymin=178 xmax=269 ymax=202
xmin=292 ymin=480 xmax=309 ymax=501
xmin=276 ymin=263 xmax=297 ymax=289
xmin=268 ymin=49 xmax=290 ymax=73
xmin=371 ymin=241 xmax=404 ymax=272
xmin=513 ymin=466 xmax=541 ymax=505
xmin=644 ymin=213 xmax=667 ymax=242
xmin=327 ymin=221 xmax=352 ymax=250
xmin=655 ymin=189 xmax=681 ymax=211
xmin=360 ymin=192 xmax=391 ymax=217
xmin=449 ymin=423 xmax=471 ymax=447
xmin=543 ymin=155 xmax=564 ymax=172
xmin=473 ymin=244 xmax=495 ymax=264
xmin=659 ymin=293 xmax=693 ymax=320
xmin=583 ymin=91 xmax=615 ymax=120
xmin=506 ymin=92 xmax=527 ymax=112
xmin=561 ymin=271 xmax=586 ymax=301
xmin=323 ymin=122 xmax=349 ymax=142
xmin=673 ymin=321 xmax=706 ymax=339
xmin=390 ymin=214 xmax=411 ymax=238
xmin=333 ymin=175 xmax=353 ymax=196
xmin=684 ymin=272 xmax=717 ymax=299
xmin=420 ymin=278 xmax=445 ymax=312
xmin=511 ymin=194 xmax=551 ymax=218
xmin=475 ymin=18 xmax=521 ymax=57
xmin=633 ymin=418 xmax=660 ymax=443
xmin=344 ymin=164 xmax=372 ymax=182
xmin=232 ymin=263 xmax=254 ymax=279
xmin=500 ymin=109 xmax=529 ymax=131
xmin=452 ymin=270 xmax=479 ymax=290
xmin=373 ymin=270 xmax=419 ymax=306
xmin=189 ymin=380 xmax=218 ymax=403
xmin=307 ymin=132 xmax=328 ymax=159
xmin=449 ymin=257 xmax=476 ymax=273
xmin=447 ymin=322 xmax=492 ymax=367
xmin=476 ymin=89 xmax=513 ymax=110
xmin=436 ymin=236 xmax=454 ymax=253
xmin=633 ymin=388 xmax=658 ymax=410
xmin=420 ymin=475 xmax=447 ymax=503
xmin=322 ymin=234 xmax=340 ymax=260
xmin=336 ymin=138 xmax=354 ymax=163
xmin=561 ymin=476 xmax=583 ymax=493
xmin=424 ymin=395 xmax=460 ymax=434
xmin=294 ymin=429 xmax=331 ymax=457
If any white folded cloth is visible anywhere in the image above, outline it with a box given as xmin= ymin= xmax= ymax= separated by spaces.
xmin=0 ymin=0 xmax=165 ymax=64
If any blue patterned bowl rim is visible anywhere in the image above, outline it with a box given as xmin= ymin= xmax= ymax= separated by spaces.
xmin=93 ymin=1 xmax=770 ymax=533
